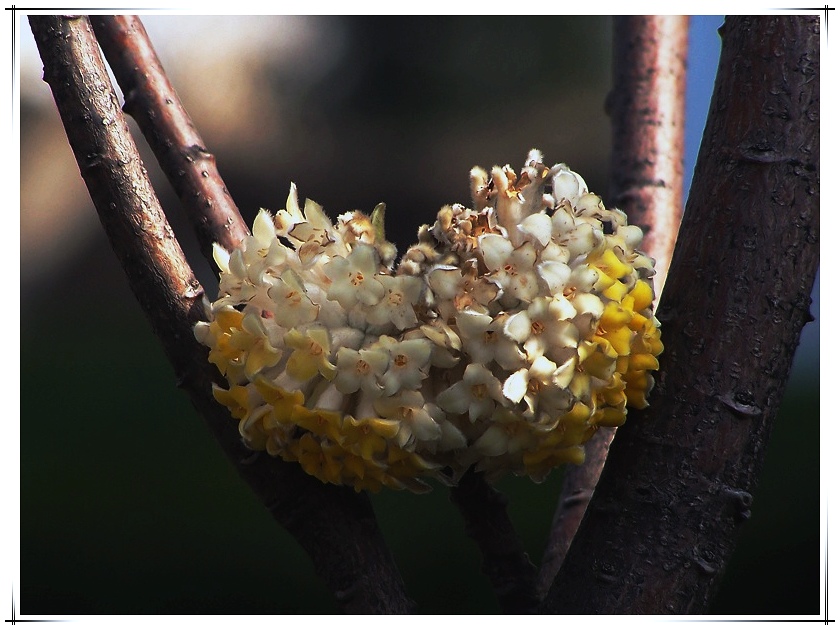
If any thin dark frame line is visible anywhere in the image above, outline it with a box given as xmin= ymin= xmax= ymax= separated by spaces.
xmin=775 ymin=5 xmax=834 ymax=32
xmin=6 ymin=592 xmax=68 ymax=624
xmin=11 ymin=5 xmax=14 ymax=113
xmin=5 ymin=7 xmax=171 ymax=10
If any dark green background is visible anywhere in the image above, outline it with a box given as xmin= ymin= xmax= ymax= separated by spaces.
xmin=20 ymin=16 xmax=820 ymax=615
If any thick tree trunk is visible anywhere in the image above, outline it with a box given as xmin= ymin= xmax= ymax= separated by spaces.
xmin=541 ymin=15 xmax=819 ymax=614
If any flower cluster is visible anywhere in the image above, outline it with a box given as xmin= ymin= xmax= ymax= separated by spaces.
xmin=195 ymin=150 xmax=663 ymax=492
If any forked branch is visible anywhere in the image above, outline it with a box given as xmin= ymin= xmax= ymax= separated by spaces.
xmin=29 ymin=14 xmax=414 ymax=614
xmin=540 ymin=15 xmax=819 ymax=613
xmin=450 ymin=468 xmax=539 ymax=613
xmin=538 ymin=15 xmax=688 ymax=595
xmin=90 ymin=14 xmax=250 ymax=261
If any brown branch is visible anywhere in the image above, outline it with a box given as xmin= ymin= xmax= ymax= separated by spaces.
xmin=449 ymin=468 xmax=539 ymax=613
xmin=29 ymin=14 xmax=414 ymax=614
xmin=536 ymin=428 xmax=615 ymax=596
xmin=537 ymin=16 xmax=688 ymax=595
xmin=89 ymin=14 xmax=250 ymax=262
xmin=540 ymin=15 xmax=819 ymax=614
xmin=607 ymin=15 xmax=687 ymax=297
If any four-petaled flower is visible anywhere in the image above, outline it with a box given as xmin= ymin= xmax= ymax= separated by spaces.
xmin=323 ymin=243 xmax=385 ymax=310
xmin=478 ymin=234 xmax=540 ymax=303
xmin=284 ymin=326 xmax=337 ymax=382
xmin=367 ymin=275 xmax=425 ymax=330
xmin=437 ymin=363 xmax=507 ymax=422
xmin=503 ymin=296 xmax=580 ymax=363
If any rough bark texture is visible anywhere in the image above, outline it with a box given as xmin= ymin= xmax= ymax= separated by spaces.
xmin=540 ymin=15 xmax=819 ymax=614
xmin=89 ymin=14 xmax=250 ymax=262
xmin=29 ymin=15 xmax=415 ymax=614
xmin=538 ymin=16 xmax=688 ymax=596
xmin=450 ymin=469 xmax=539 ymax=613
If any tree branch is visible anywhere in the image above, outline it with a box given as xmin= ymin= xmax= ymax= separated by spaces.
xmin=537 ymin=15 xmax=688 ymax=596
xmin=540 ymin=15 xmax=819 ymax=614
xmin=89 ymin=14 xmax=250 ymax=262
xmin=607 ymin=15 xmax=687 ymax=297
xmin=537 ymin=427 xmax=614 ymax=596
xmin=29 ymin=14 xmax=414 ymax=614
xmin=449 ymin=468 xmax=539 ymax=613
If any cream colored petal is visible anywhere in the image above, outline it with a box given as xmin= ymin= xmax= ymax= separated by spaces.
xmin=478 ymin=233 xmax=514 ymax=271
xmin=473 ymin=425 xmax=510 ymax=457
xmin=518 ymin=213 xmax=553 ymax=247
xmin=212 ymin=243 xmax=231 ymax=275
xmin=253 ymin=209 xmax=276 ymax=248
xmin=436 ymin=382 xmax=471 ymax=415
xmin=502 ymin=368 xmax=529 ymax=403
xmin=503 ymin=311 xmax=531 ymax=344
xmin=537 ymin=261 xmax=571 ymax=294
xmin=552 ymin=167 xmax=587 ymax=206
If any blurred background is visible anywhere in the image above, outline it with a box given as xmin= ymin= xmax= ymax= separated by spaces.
xmin=19 ymin=15 xmax=819 ymax=614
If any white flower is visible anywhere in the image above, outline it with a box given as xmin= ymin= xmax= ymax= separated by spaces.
xmin=374 ymin=390 xmax=442 ymax=446
xmin=323 ymin=243 xmax=385 ymax=310
xmin=478 ymin=234 xmax=540 ymax=302
xmin=551 ymin=165 xmax=588 ymax=207
xmin=436 ymin=363 xmax=506 ymax=422
xmin=377 ymin=337 xmax=433 ymax=396
xmin=266 ymin=269 xmax=319 ymax=328
xmin=536 ymin=259 xmax=572 ymax=295
xmin=503 ymin=296 xmax=579 ymax=362
xmin=334 ymin=347 xmax=390 ymax=395
xmin=518 ymin=213 xmax=553 ymax=247
xmin=366 ymin=274 xmax=425 ymax=330
xmin=502 ymin=355 xmax=575 ymax=421
xmin=549 ymin=206 xmax=604 ymax=263
xmin=454 ymin=310 xmax=525 ymax=371
xmin=427 ymin=263 xmax=498 ymax=319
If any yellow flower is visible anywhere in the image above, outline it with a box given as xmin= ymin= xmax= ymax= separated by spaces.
xmin=283 ymin=326 xmax=337 ymax=382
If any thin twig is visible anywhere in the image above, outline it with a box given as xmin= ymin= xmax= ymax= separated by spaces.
xmin=29 ymin=14 xmax=415 ymax=614
xmin=540 ymin=15 xmax=819 ymax=613
xmin=537 ymin=16 xmax=688 ymax=596
xmin=89 ymin=14 xmax=250 ymax=262
xmin=449 ymin=468 xmax=539 ymax=613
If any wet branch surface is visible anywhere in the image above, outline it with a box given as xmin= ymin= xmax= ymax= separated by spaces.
xmin=89 ymin=14 xmax=250 ymax=263
xmin=540 ymin=15 xmax=819 ymax=614
xmin=538 ymin=16 xmax=688 ymax=596
xmin=449 ymin=468 xmax=539 ymax=613
xmin=29 ymin=14 xmax=414 ymax=614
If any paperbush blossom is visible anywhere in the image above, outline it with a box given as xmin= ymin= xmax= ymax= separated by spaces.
xmin=195 ymin=150 xmax=664 ymax=492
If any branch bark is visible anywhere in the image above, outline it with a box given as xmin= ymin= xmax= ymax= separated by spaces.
xmin=89 ymin=14 xmax=250 ymax=262
xmin=29 ymin=14 xmax=414 ymax=614
xmin=607 ymin=15 xmax=687 ymax=297
xmin=538 ymin=15 xmax=688 ymax=595
xmin=540 ymin=15 xmax=819 ymax=614
xmin=449 ymin=469 xmax=539 ymax=613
